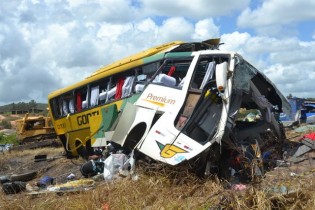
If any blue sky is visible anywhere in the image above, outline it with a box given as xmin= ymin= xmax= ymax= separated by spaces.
xmin=0 ymin=0 xmax=315 ymax=105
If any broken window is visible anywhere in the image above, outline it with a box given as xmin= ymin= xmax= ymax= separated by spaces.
xmin=190 ymin=55 xmax=229 ymax=91
xmin=150 ymin=58 xmax=193 ymax=88
xmin=179 ymin=80 xmax=223 ymax=144
xmin=233 ymin=57 xmax=290 ymax=115
xmin=175 ymin=55 xmax=228 ymax=132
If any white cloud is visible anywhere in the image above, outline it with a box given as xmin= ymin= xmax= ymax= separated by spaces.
xmin=269 ymin=40 xmax=315 ymax=64
xmin=136 ymin=18 xmax=157 ymax=33
xmin=158 ymin=17 xmax=194 ymax=42
xmin=237 ymin=0 xmax=315 ymax=28
xmin=265 ymin=62 xmax=315 ymax=98
xmin=72 ymin=0 xmax=138 ymax=23
xmin=220 ymin=31 xmax=251 ymax=54
xmin=192 ymin=19 xmax=220 ymax=41
xmin=67 ymin=0 xmax=87 ymax=8
xmin=97 ymin=23 xmax=133 ymax=41
xmin=139 ymin=0 xmax=250 ymax=18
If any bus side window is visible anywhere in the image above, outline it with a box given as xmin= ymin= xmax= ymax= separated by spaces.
xmin=60 ymin=93 xmax=75 ymax=115
xmin=122 ymin=76 xmax=135 ymax=98
xmin=150 ymin=60 xmax=192 ymax=88
xmin=152 ymin=73 xmax=176 ymax=86
xmin=135 ymin=74 xmax=147 ymax=93
xmin=107 ymin=74 xmax=136 ymax=101
xmin=76 ymin=92 xmax=82 ymax=112
xmin=69 ymin=98 xmax=75 ymax=113
xmin=81 ymin=87 xmax=89 ymax=110
xmin=107 ymin=77 xmax=117 ymax=102
xmin=51 ymin=98 xmax=62 ymax=118
xmin=99 ymin=90 xmax=107 ymax=104
xmin=62 ymin=99 xmax=69 ymax=115
xmin=191 ymin=58 xmax=215 ymax=90
xmin=90 ymin=85 xmax=99 ymax=107
xmin=99 ymin=79 xmax=109 ymax=105
xmin=151 ymin=64 xmax=177 ymax=87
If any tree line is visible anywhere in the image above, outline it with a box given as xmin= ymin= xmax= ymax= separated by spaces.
xmin=0 ymin=100 xmax=48 ymax=114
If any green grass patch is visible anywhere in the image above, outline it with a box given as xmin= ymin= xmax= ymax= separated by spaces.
xmin=0 ymin=133 xmax=18 ymax=145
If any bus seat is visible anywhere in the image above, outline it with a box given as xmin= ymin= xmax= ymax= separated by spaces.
xmin=167 ymin=66 xmax=176 ymax=76
xmin=122 ymin=76 xmax=135 ymax=98
xmin=156 ymin=74 xmax=176 ymax=86
xmin=115 ymin=78 xmax=124 ymax=100
xmin=135 ymin=84 xmax=145 ymax=93
xmin=69 ymin=98 xmax=75 ymax=113
xmin=107 ymin=86 xmax=117 ymax=100
xmin=99 ymin=91 xmax=107 ymax=103
xmin=62 ymin=100 xmax=69 ymax=115
xmin=76 ymin=93 xmax=82 ymax=111
xmin=82 ymin=100 xmax=88 ymax=109
xmin=137 ymin=74 xmax=147 ymax=81
xmin=90 ymin=86 xmax=99 ymax=107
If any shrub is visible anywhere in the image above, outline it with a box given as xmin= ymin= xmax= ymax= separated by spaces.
xmin=0 ymin=133 xmax=18 ymax=145
xmin=0 ymin=120 xmax=12 ymax=129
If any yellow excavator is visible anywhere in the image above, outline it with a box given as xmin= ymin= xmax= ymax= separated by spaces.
xmin=15 ymin=113 xmax=57 ymax=144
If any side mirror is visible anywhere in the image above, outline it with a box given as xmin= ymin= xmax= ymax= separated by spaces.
xmin=215 ymin=61 xmax=228 ymax=93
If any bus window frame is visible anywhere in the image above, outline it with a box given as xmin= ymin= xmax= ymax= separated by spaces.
xmin=189 ymin=54 xmax=230 ymax=92
xmin=147 ymin=57 xmax=194 ymax=88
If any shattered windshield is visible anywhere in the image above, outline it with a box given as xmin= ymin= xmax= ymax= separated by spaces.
xmin=233 ymin=57 xmax=291 ymax=115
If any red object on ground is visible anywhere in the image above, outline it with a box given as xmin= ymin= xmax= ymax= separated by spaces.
xmin=301 ymin=132 xmax=315 ymax=141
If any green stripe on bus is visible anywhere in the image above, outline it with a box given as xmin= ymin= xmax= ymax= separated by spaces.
xmin=143 ymin=53 xmax=165 ymax=64
xmin=121 ymin=93 xmax=142 ymax=110
xmin=164 ymin=52 xmax=192 ymax=58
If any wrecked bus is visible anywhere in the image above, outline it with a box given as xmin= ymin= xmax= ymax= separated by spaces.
xmin=48 ymin=39 xmax=291 ymax=177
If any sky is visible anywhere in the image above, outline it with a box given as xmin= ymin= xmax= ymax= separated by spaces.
xmin=0 ymin=0 xmax=315 ymax=105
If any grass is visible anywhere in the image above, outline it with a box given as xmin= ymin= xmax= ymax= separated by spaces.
xmin=1 ymin=174 xmax=315 ymax=210
xmin=0 ymin=133 xmax=18 ymax=145
xmin=1 ymin=121 xmax=315 ymax=209
xmin=1 ymin=150 xmax=315 ymax=210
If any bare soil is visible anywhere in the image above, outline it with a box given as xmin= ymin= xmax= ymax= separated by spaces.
xmin=0 ymin=147 xmax=86 ymax=184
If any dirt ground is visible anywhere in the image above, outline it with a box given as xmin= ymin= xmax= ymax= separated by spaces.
xmin=0 ymin=120 xmax=315 ymax=209
xmin=0 ymin=147 xmax=87 ymax=186
xmin=0 ymin=114 xmax=84 ymax=186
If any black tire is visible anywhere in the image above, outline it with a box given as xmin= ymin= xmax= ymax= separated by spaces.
xmin=10 ymin=170 xmax=37 ymax=182
xmin=2 ymin=181 xmax=26 ymax=194
xmin=0 ymin=175 xmax=10 ymax=184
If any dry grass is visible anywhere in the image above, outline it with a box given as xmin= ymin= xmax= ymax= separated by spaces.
xmin=1 ymin=171 xmax=315 ymax=210
xmin=1 ymin=146 xmax=315 ymax=209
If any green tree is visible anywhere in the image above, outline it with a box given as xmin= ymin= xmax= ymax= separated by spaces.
xmin=29 ymin=100 xmax=37 ymax=113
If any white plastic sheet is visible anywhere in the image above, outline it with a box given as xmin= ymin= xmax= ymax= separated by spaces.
xmin=103 ymin=154 xmax=128 ymax=180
